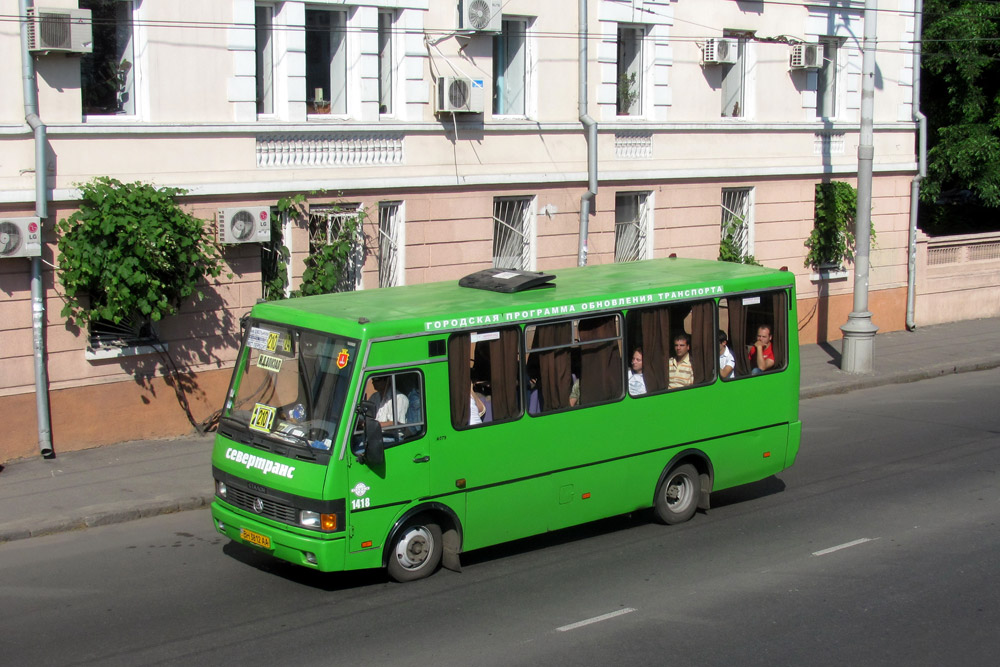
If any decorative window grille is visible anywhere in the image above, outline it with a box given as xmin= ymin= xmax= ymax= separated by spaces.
xmin=378 ymin=202 xmax=403 ymax=288
xmin=492 ymin=197 xmax=534 ymax=270
xmin=615 ymin=192 xmax=651 ymax=262
xmin=309 ymin=204 xmax=364 ymax=291
xmin=721 ymin=188 xmax=754 ymax=257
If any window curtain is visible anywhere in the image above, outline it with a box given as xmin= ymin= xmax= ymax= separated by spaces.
xmin=639 ymin=307 xmax=671 ymax=392
xmin=535 ymin=322 xmax=572 ymax=410
xmin=578 ymin=316 xmax=623 ymax=405
xmin=770 ymin=292 xmax=787 ymax=369
xmin=448 ymin=335 xmax=471 ymax=427
xmin=489 ymin=329 xmax=520 ymax=419
xmin=728 ymin=298 xmax=752 ymax=377
xmin=690 ymin=301 xmax=714 ymax=384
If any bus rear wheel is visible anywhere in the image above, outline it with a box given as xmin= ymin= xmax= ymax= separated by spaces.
xmin=654 ymin=463 xmax=700 ymax=525
xmin=387 ymin=520 xmax=443 ymax=582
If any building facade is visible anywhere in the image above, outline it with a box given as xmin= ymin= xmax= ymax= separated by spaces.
xmin=0 ymin=0 xmax=920 ymax=459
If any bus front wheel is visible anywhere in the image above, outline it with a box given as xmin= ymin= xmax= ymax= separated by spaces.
xmin=387 ymin=520 xmax=443 ymax=582
xmin=654 ymin=463 xmax=700 ymax=525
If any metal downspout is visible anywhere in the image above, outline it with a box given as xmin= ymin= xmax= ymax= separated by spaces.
xmin=19 ymin=0 xmax=54 ymax=458
xmin=906 ymin=0 xmax=927 ymax=331
xmin=578 ymin=0 xmax=597 ymax=267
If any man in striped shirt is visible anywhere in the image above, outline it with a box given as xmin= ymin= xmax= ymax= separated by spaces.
xmin=668 ymin=333 xmax=694 ymax=389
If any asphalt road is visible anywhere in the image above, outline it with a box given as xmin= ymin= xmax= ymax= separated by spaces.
xmin=2 ymin=369 xmax=999 ymax=666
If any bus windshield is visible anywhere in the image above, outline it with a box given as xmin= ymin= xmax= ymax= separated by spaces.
xmin=220 ymin=321 xmax=358 ymax=459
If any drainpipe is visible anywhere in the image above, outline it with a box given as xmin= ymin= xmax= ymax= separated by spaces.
xmin=19 ymin=0 xmax=54 ymax=458
xmin=906 ymin=0 xmax=927 ymax=331
xmin=577 ymin=0 xmax=597 ymax=267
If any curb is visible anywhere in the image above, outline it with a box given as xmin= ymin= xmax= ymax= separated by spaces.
xmin=800 ymin=358 xmax=1000 ymax=399
xmin=0 ymin=493 xmax=214 ymax=544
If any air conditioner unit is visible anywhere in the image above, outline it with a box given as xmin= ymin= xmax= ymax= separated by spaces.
xmin=0 ymin=217 xmax=42 ymax=259
xmin=461 ymin=0 xmax=502 ymax=33
xmin=790 ymin=43 xmax=824 ymax=69
xmin=703 ymin=38 xmax=738 ymax=65
xmin=217 ymin=207 xmax=272 ymax=244
xmin=26 ymin=7 xmax=92 ymax=54
xmin=436 ymin=76 xmax=485 ymax=113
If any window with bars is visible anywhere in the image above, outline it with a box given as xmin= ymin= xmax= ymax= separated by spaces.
xmin=492 ymin=197 xmax=534 ymax=271
xmin=614 ymin=192 xmax=651 ymax=262
xmin=308 ymin=204 xmax=364 ymax=292
xmin=378 ymin=202 xmax=403 ymax=288
xmin=721 ymin=188 xmax=754 ymax=259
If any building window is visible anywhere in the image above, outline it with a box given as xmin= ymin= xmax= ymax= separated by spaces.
xmin=721 ymin=187 xmax=754 ymax=258
xmin=308 ymin=204 xmax=364 ymax=291
xmin=305 ymin=9 xmax=347 ymax=115
xmin=817 ymin=38 xmax=839 ymax=119
xmin=617 ymin=26 xmax=643 ymax=116
xmin=378 ymin=202 xmax=403 ymax=288
xmin=615 ymin=192 xmax=651 ymax=262
xmin=721 ymin=35 xmax=747 ymax=118
xmin=256 ymin=5 xmax=274 ymax=115
xmin=378 ymin=10 xmax=394 ymax=115
xmin=81 ymin=0 xmax=135 ymax=116
xmin=493 ymin=197 xmax=534 ymax=271
xmin=493 ymin=19 xmax=527 ymax=116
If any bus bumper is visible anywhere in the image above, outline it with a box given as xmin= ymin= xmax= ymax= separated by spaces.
xmin=211 ymin=500 xmax=346 ymax=572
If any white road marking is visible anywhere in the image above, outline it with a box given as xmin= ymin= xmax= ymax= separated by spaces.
xmin=812 ymin=538 xmax=876 ymax=557
xmin=557 ymin=608 xmax=637 ymax=632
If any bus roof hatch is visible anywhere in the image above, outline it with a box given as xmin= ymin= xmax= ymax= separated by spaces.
xmin=459 ymin=268 xmax=556 ymax=293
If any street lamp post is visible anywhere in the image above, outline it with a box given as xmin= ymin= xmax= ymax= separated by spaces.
xmin=841 ymin=0 xmax=879 ymax=373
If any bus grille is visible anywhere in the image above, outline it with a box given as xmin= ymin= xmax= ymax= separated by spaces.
xmin=227 ymin=486 xmax=298 ymax=524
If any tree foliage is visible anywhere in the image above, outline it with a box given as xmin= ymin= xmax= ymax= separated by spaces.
xmin=921 ymin=1 xmax=1000 ymax=207
xmin=805 ymin=182 xmax=860 ymax=270
xmin=57 ymin=177 xmax=226 ymax=327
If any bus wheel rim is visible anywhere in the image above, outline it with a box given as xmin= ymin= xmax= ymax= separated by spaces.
xmin=665 ymin=473 xmax=693 ymax=511
xmin=395 ymin=526 xmax=433 ymax=570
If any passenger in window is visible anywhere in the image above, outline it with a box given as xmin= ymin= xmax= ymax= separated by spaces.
xmin=718 ymin=330 xmax=735 ymax=379
xmin=749 ymin=324 xmax=776 ymax=375
xmin=628 ymin=347 xmax=646 ymax=396
xmin=369 ymin=375 xmax=409 ymax=427
xmin=569 ymin=375 xmax=580 ymax=407
xmin=469 ymin=389 xmax=487 ymax=425
xmin=668 ymin=334 xmax=694 ymax=389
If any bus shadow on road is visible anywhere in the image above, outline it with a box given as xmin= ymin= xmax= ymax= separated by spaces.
xmin=221 ymin=541 xmax=391 ymax=590
xmin=709 ymin=474 xmax=786 ymax=509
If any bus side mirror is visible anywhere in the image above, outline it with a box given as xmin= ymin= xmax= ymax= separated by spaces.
xmin=353 ymin=400 xmax=385 ymax=466
xmin=364 ymin=417 xmax=385 ymax=466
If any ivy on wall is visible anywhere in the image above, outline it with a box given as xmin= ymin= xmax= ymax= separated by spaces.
xmin=57 ymin=177 xmax=227 ymax=328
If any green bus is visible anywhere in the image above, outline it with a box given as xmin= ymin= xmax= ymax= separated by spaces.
xmin=211 ymin=257 xmax=801 ymax=581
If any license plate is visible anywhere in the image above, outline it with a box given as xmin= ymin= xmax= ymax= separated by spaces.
xmin=240 ymin=527 xmax=271 ymax=549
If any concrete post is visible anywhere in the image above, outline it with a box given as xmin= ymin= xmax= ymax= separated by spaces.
xmin=841 ymin=0 xmax=879 ymax=373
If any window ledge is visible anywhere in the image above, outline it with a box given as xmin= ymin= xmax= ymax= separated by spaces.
xmin=85 ymin=341 xmax=167 ymax=361
xmin=810 ymin=266 xmax=848 ymax=282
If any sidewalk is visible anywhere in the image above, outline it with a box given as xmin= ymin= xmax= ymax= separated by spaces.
xmin=2 ymin=317 xmax=999 ymax=544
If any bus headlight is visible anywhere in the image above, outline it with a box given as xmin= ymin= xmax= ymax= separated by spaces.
xmin=215 ymin=480 xmax=228 ymax=498
xmin=300 ymin=510 xmax=337 ymax=531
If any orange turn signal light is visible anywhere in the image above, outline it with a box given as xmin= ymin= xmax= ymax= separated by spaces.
xmin=322 ymin=513 xmax=337 ymax=531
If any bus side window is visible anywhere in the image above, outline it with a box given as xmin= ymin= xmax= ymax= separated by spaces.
xmin=357 ymin=370 xmax=425 ymax=446
xmin=625 ymin=300 xmax=715 ymax=394
xmin=448 ymin=327 xmax=522 ymax=429
xmin=526 ymin=314 xmax=623 ymax=414
xmin=724 ymin=291 xmax=788 ymax=378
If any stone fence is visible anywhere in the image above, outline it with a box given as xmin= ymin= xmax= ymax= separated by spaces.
xmin=916 ymin=230 xmax=1000 ymax=325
